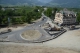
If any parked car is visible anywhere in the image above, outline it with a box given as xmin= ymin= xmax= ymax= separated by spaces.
xmin=69 ymin=25 xmax=75 ymax=30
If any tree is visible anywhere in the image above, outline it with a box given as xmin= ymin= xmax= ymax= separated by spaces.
xmin=0 ymin=10 xmax=8 ymax=25
xmin=33 ymin=8 xmax=38 ymax=12
xmin=51 ymin=8 xmax=58 ymax=19
xmin=21 ymin=16 xmax=26 ymax=22
xmin=0 ymin=17 xmax=8 ymax=25
xmin=0 ymin=5 xmax=2 ymax=10
xmin=77 ymin=13 xmax=80 ymax=23
xmin=0 ymin=6 xmax=4 ymax=18
xmin=44 ymin=8 xmax=53 ymax=17
xmin=4 ymin=9 xmax=14 ymax=16
xmin=0 ymin=17 xmax=3 ymax=24
xmin=21 ymin=9 xmax=26 ymax=16
xmin=53 ymin=8 xmax=58 ymax=16
xmin=26 ymin=12 xmax=33 ymax=23
xmin=11 ymin=17 xmax=16 ymax=24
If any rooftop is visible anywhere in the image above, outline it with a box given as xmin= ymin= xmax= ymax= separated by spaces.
xmin=60 ymin=9 xmax=75 ymax=14
xmin=60 ymin=8 xmax=76 ymax=17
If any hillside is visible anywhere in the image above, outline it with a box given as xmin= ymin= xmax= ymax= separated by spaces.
xmin=0 ymin=0 xmax=80 ymax=8
xmin=0 ymin=0 xmax=44 ymax=6
xmin=46 ymin=0 xmax=80 ymax=8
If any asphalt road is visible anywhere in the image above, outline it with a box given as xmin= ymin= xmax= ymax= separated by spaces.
xmin=0 ymin=16 xmax=50 ymax=43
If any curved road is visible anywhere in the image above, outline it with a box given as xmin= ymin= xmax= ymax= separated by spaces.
xmin=0 ymin=16 xmax=51 ymax=43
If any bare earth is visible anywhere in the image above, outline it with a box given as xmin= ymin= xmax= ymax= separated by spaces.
xmin=0 ymin=44 xmax=79 ymax=53
xmin=21 ymin=30 xmax=41 ymax=40
xmin=43 ymin=29 xmax=80 ymax=52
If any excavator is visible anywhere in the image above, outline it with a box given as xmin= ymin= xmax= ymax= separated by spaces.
xmin=46 ymin=18 xmax=61 ymax=31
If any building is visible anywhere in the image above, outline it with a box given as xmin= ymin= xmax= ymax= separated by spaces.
xmin=1 ymin=8 xmax=6 ymax=11
xmin=54 ymin=9 xmax=77 ymax=26
xmin=44 ymin=7 xmax=47 ymax=11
